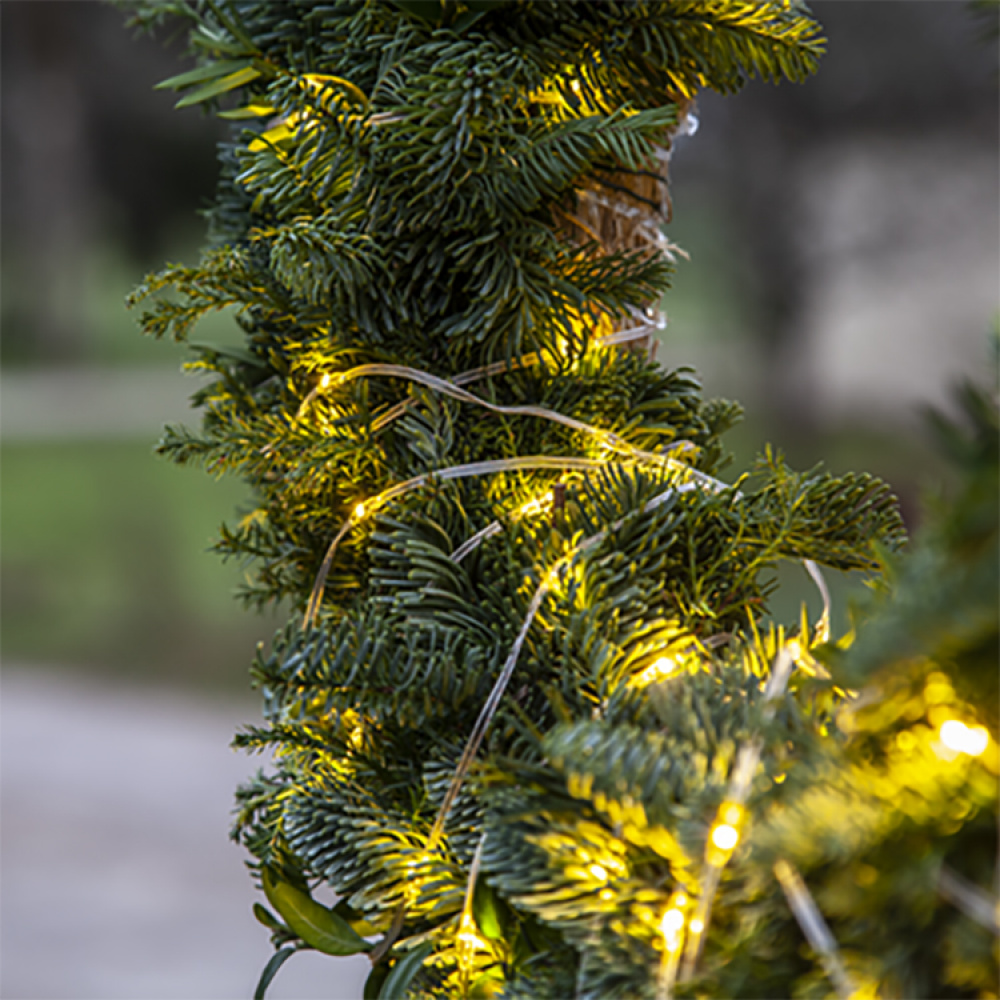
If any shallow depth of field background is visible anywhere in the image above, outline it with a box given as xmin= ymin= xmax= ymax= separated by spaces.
xmin=2 ymin=1 xmax=997 ymax=687
xmin=1 ymin=3 xmax=997 ymax=999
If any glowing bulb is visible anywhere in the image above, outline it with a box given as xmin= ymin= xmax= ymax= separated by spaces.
xmin=636 ymin=655 xmax=681 ymax=686
xmin=319 ymin=373 xmax=332 ymax=389
xmin=672 ymin=893 xmax=688 ymax=908
xmin=518 ymin=497 xmax=544 ymax=517
xmin=940 ymin=720 xmax=990 ymax=757
xmin=719 ymin=802 xmax=743 ymax=826
xmin=710 ymin=824 xmax=739 ymax=851
xmin=354 ymin=502 xmax=366 ymax=519
xmin=588 ymin=864 xmax=608 ymax=881
xmin=689 ymin=918 xmax=704 ymax=934
xmin=570 ymin=79 xmax=581 ymax=94
xmin=659 ymin=906 xmax=685 ymax=953
xmin=651 ymin=655 xmax=678 ymax=677
xmin=457 ymin=913 xmax=484 ymax=956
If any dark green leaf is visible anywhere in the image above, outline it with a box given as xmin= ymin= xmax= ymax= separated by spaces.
xmin=378 ymin=941 xmax=435 ymax=999
xmin=253 ymin=947 xmax=296 ymax=1000
xmin=253 ymin=903 xmax=286 ymax=933
xmin=262 ymin=866 xmax=373 ymax=956
xmin=364 ymin=962 xmax=391 ymax=1000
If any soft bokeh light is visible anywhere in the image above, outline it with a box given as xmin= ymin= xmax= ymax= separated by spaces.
xmin=939 ymin=720 xmax=990 ymax=757
xmin=710 ymin=824 xmax=739 ymax=851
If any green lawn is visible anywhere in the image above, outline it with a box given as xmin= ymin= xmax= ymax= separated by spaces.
xmin=1 ymin=439 xmax=284 ymax=691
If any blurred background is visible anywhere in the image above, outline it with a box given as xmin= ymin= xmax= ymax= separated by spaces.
xmin=1 ymin=2 xmax=997 ymax=998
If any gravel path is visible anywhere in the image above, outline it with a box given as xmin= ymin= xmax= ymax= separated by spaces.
xmin=1 ymin=669 xmax=369 ymax=1000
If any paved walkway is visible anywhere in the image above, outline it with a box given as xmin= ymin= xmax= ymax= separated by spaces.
xmin=1 ymin=669 xmax=369 ymax=999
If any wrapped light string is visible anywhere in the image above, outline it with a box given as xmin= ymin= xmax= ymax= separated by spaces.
xmin=678 ymin=643 xmax=798 ymax=984
xmin=576 ymin=186 xmax=686 ymax=261
xmin=295 ymin=351 xmax=543 ymax=430
xmin=802 ymin=558 xmax=831 ymax=644
xmin=595 ymin=313 xmax=668 ymax=349
xmin=303 ymin=453 xmax=695 ymax=627
xmin=676 ymin=559 xmax=846 ymax=989
xmin=456 ymin=834 xmax=489 ymax=978
xmin=427 ymin=476 xmax=708 ymax=850
xmin=656 ymin=891 xmax=691 ymax=1000
xmin=301 ymin=361 xmax=694 ymax=470
xmin=936 ymin=865 xmax=1000 ymax=934
xmin=453 ymin=478 xmax=701 ymax=566
xmin=304 ymin=447 xmax=727 ymax=627
xmin=774 ymin=860 xmax=857 ymax=1000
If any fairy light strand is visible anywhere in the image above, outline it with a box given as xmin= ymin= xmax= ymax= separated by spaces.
xmin=680 ymin=644 xmax=797 ymax=981
xmin=309 ymin=361 xmax=693 ymax=470
xmin=802 ymin=558 xmax=831 ymax=643
xmin=428 ymin=478 xmax=697 ymax=849
xmin=456 ymin=833 xmax=489 ymax=975
xmin=304 ymin=452 xmax=721 ymax=627
xmin=679 ymin=558 xmax=840 ymax=983
xmin=937 ymin=865 xmax=1000 ymax=933
xmin=774 ymin=859 xmax=856 ymax=1000
xmin=656 ymin=892 xmax=691 ymax=1000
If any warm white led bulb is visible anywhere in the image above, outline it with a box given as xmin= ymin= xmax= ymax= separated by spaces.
xmin=711 ymin=824 xmax=739 ymax=851
xmin=651 ymin=655 xmax=678 ymax=677
xmin=940 ymin=720 xmax=990 ymax=757
xmin=660 ymin=908 xmax=684 ymax=934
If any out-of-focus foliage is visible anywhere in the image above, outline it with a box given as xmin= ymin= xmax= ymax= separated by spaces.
xmin=754 ymin=381 xmax=999 ymax=1000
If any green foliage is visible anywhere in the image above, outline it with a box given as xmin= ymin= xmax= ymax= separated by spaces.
xmin=752 ymin=385 xmax=1000 ymax=999
xmin=123 ymin=3 xmax=995 ymax=998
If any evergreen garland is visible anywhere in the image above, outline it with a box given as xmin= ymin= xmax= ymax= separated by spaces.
xmin=123 ymin=3 xmax=994 ymax=997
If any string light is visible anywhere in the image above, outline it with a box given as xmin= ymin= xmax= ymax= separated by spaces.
xmin=518 ymin=495 xmax=549 ymax=517
xmin=457 ymin=912 xmax=484 ymax=952
xmin=939 ymin=719 xmax=990 ymax=757
xmin=710 ymin=824 xmax=739 ymax=852
xmin=588 ymin=863 xmax=609 ymax=882
xmin=660 ymin=907 xmax=685 ymax=948
xmin=707 ymin=803 xmax=743 ymax=859
xmin=353 ymin=502 xmax=366 ymax=519
xmin=656 ymin=893 xmax=691 ymax=999
xmin=634 ymin=655 xmax=681 ymax=687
